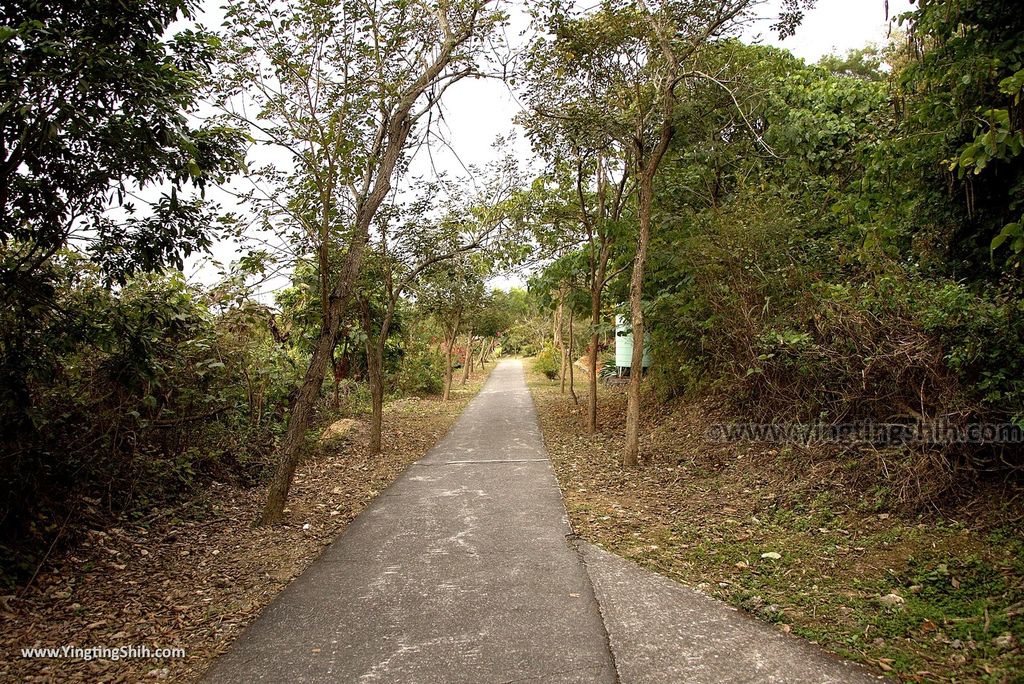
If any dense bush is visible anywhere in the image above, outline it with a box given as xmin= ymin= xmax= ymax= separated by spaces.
xmin=647 ymin=198 xmax=1024 ymax=502
xmin=0 ymin=263 xmax=303 ymax=583
xmin=533 ymin=345 xmax=561 ymax=380
xmin=642 ymin=24 xmax=1024 ymax=503
xmin=394 ymin=337 xmax=445 ymax=396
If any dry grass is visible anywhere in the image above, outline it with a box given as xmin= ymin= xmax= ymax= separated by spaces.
xmin=0 ymin=366 xmax=493 ymax=682
xmin=526 ymin=360 xmax=1024 ymax=683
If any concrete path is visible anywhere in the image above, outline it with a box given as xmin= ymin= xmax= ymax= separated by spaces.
xmin=580 ymin=543 xmax=878 ymax=683
xmin=203 ymin=360 xmax=878 ymax=683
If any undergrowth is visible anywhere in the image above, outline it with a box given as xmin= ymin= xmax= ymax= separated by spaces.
xmin=528 ymin=360 xmax=1024 ymax=682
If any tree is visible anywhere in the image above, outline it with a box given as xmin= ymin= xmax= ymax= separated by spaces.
xmin=528 ymin=0 xmax=771 ymax=464
xmin=531 ymin=252 xmax=594 ymax=403
xmin=518 ymin=157 xmax=631 ymax=430
xmin=356 ymin=167 xmax=521 ymax=455
xmin=459 ymin=325 xmax=477 ymax=385
xmin=474 ymin=290 xmax=516 ymax=364
xmin=417 ymin=257 xmax=486 ymax=401
xmin=489 ymin=286 xmax=537 ymax=355
xmin=0 ymin=0 xmax=242 ymax=287
xmin=0 ymin=0 xmax=243 ymax=435
xmin=518 ymin=48 xmax=634 ymax=431
xmin=458 ymin=293 xmax=486 ymax=386
xmin=217 ymin=0 xmax=507 ymax=524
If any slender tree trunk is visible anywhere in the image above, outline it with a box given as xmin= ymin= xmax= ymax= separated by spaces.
xmin=261 ymin=299 xmax=343 ymax=524
xmin=366 ymin=336 xmax=385 ymax=456
xmin=460 ymin=330 xmax=473 ymax=385
xmin=587 ymin=285 xmax=601 ymax=433
xmin=442 ymin=321 xmax=459 ymax=401
xmin=568 ymin=314 xmax=578 ymax=405
xmin=358 ymin=294 xmax=390 ymax=457
xmin=624 ymin=178 xmax=655 ymax=467
xmin=478 ymin=336 xmax=487 ymax=368
xmin=331 ymin=354 xmax=343 ymax=412
xmin=559 ymin=339 xmax=567 ymax=394
xmin=555 ymin=295 xmax=567 ymax=393
xmin=552 ymin=298 xmax=561 ymax=346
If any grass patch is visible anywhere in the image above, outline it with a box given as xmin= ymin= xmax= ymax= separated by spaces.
xmin=0 ymin=364 xmax=496 ymax=683
xmin=525 ymin=358 xmax=1024 ymax=683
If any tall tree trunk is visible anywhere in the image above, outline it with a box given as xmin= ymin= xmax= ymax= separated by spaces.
xmin=568 ymin=314 xmax=578 ymax=405
xmin=460 ymin=330 xmax=473 ymax=385
xmin=261 ymin=296 xmax=345 ymax=525
xmin=587 ymin=286 xmax=601 ymax=434
xmin=624 ymin=175 xmax=657 ymax=466
xmin=478 ymin=336 xmax=487 ymax=368
xmin=442 ymin=319 xmax=459 ymax=401
xmin=366 ymin=336 xmax=385 ymax=456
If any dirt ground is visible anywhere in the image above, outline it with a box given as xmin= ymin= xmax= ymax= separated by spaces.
xmin=0 ymin=367 xmax=492 ymax=682
xmin=527 ymin=362 xmax=1023 ymax=684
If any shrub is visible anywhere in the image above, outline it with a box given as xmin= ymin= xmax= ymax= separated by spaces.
xmin=0 ymin=268 xmax=301 ymax=585
xmin=645 ymin=189 xmax=1024 ymax=507
xmin=394 ymin=340 xmax=444 ymax=396
xmin=533 ymin=344 xmax=561 ymax=380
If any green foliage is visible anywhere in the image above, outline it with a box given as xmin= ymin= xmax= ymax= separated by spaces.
xmin=0 ymin=0 xmax=243 ymax=287
xmin=501 ymin=288 xmax=548 ymax=356
xmin=473 ymin=292 xmax=515 ymax=340
xmin=892 ymin=0 xmax=1024 ymax=271
xmin=598 ymin=348 xmax=617 ymax=380
xmin=641 ymin=25 xmax=1024 ymax=498
xmin=416 ymin=256 xmax=486 ymax=340
xmin=817 ymin=45 xmax=885 ymax=81
xmin=394 ymin=335 xmax=445 ymax=396
xmin=533 ymin=345 xmax=561 ymax=380
xmin=912 ymin=281 xmax=1024 ymax=418
xmin=0 ymin=265 xmax=302 ymax=583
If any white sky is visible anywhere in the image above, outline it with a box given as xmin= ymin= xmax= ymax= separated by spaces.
xmin=754 ymin=0 xmax=913 ymax=62
xmin=188 ymin=0 xmax=914 ymax=296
